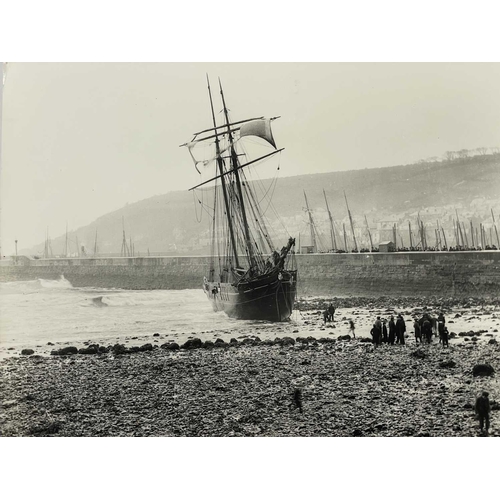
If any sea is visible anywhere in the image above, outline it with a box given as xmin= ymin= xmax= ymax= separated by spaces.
xmin=2 ymin=276 xmax=498 ymax=359
xmin=0 ymin=276 xmax=305 ymax=357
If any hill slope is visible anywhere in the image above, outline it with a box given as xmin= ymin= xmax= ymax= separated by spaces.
xmin=23 ymin=154 xmax=500 ymax=256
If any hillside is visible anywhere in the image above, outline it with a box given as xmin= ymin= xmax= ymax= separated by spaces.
xmin=23 ymin=153 xmax=500 ymax=256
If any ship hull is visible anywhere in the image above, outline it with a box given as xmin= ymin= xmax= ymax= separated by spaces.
xmin=203 ymin=269 xmax=297 ymax=322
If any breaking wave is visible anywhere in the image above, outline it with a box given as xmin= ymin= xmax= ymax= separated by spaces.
xmin=0 ymin=276 xmax=73 ymax=294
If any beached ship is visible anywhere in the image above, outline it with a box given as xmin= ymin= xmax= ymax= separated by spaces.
xmin=182 ymin=77 xmax=297 ymax=321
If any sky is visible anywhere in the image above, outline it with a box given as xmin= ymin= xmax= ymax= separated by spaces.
xmin=1 ymin=62 xmax=500 ymax=254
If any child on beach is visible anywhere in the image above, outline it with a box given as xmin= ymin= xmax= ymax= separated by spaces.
xmin=349 ymin=319 xmax=355 ymax=338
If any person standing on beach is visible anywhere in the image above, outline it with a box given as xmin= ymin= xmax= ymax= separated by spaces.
xmin=475 ymin=391 xmax=491 ymax=434
xmin=441 ymin=327 xmax=449 ymax=347
xmin=328 ymin=303 xmax=335 ymax=322
xmin=349 ymin=319 xmax=356 ymax=338
xmin=396 ymin=314 xmax=406 ymax=345
xmin=388 ymin=316 xmax=396 ymax=345
xmin=372 ymin=317 xmax=382 ymax=346
xmin=323 ymin=309 xmax=329 ymax=324
xmin=413 ymin=318 xmax=422 ymax=344
xmin=422 ymin=316 xmax=432 ymax=343
xmin=437 ymin=312 xmax=446 ymax=344
xmin=382 ymin=319 xmax=388 ymax=343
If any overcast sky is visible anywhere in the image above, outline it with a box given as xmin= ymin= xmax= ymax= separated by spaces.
xmin=1 ymin=62 xmax=500 ymax=254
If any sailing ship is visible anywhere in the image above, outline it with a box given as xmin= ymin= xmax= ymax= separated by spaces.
xmin=182 ymin=77 xmax=297 ymax=321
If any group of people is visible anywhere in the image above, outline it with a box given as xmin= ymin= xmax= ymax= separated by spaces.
xmin=370 ymin=311 xmax=449 ymax=347
xmin=322 ymin=303 xmax=336 ymax=323
xmin=370 ymin=314 xmax=407 ymax=345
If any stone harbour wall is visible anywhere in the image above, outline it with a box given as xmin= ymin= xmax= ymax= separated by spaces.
xmin=1 ymin=251 xmax=500 ymax=297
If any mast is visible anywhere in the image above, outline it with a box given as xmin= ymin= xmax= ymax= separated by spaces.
xmin=456 ymin=210 xmax=464 ymax=247
xmin=65 ymin=222 xmax=68 ymax=257
xmin=492 ymin=209 xmax=500 ymax=247
xmin=343 ymin=191 xmax=358 ymax=252
xmin=470 ymin=221 xmax=475 ymax=248
xmin=343 ymin=223 xmax=348 ymax=252
xmin=441 ymin=227 xmax=448 ymax=249
xmin=364 ymin=215 xmax=373 ymax=252
xmin=219 ymin=79 xmax=255 ymax=270
xmin=421 ymin=220 xmax=426 ymax=250
xmin=323 ymin=190 xmax=337 ymax=251
xmin=93 ymin=228 xmax=98 ymax=256
xmin=208 ymin=76 xmax=239 ymax=269
xmin=462 ymin=222 xmax=469 ymax=248
xmin=408 ymin=221 xmax=413 ymax=248
xmin=121 ymin=216 xmax=129 ymax=257
xmin=303 ymin=191 xmax=317 ymax=252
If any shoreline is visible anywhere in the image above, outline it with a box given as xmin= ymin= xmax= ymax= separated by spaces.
xmin=1 ymin=294 xmax=499 ymax=359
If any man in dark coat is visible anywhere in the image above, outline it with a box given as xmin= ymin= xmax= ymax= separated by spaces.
xmin=475 ymin=391 xmax=491 ymax=434
xmin=388 ymin=316 xmax=396 ymax=345
xmin=395 ymin=314 xmax=406 ymax=345
xmin=422 ymin=316 xmax=432 ymax=343
xmin=381 ymin=319 xmax=388 ymax=343
xmin=327 ymin=303 xmax=335 ymax=322
xmin=437 ymin=312 xmax=446 ymax=344
xmin=371 ymin=317 xmax=382 ymax=346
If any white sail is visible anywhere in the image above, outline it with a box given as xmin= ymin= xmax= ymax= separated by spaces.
xmin=239 ymin=119 xmax=276 ymax=149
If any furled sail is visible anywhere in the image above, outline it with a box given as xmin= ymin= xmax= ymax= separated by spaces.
xmin=239 ymin=119 xmax=276 ymax=149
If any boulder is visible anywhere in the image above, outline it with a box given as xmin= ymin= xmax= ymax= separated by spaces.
xmin=472 ymin=363 xmax=495 ymax=377
xmin=182 ymin=338 xmax=204 ymax=350
xmin=358 ymin=337 xmax=372 ymax=343
xmin=279 ymin=337 xmax=296 ymax=346
xmin=153 ymin=333 xmax=160 ymax=337
xmin=112 ymin=344 xmax=128 ymax=355
xmin=21 ymin=349 xmax=35 ymax=356
xmin=139 ymin=343 xmax=153 ymax=352
xmin=203 ymin=340 xmax=215 ymax=349
xmin=229 ymin=338 xmax=239 ymax=345
xmin=337 ymin=335 xmax=351 ymax=341
xmin=128 ymin=346 xmax=140 ymax=353
xmin=488 ymin=338 xmax=498 ymax=345
xmin=161 ymin=342 xmax=180 ymax=351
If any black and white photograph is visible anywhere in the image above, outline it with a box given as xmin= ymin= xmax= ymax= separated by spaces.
xmin=1 ymin=2 xmax=499 ymax=498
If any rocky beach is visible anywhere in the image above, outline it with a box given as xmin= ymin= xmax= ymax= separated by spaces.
xmin=1 ymin=296 xmax=499 ymax=437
